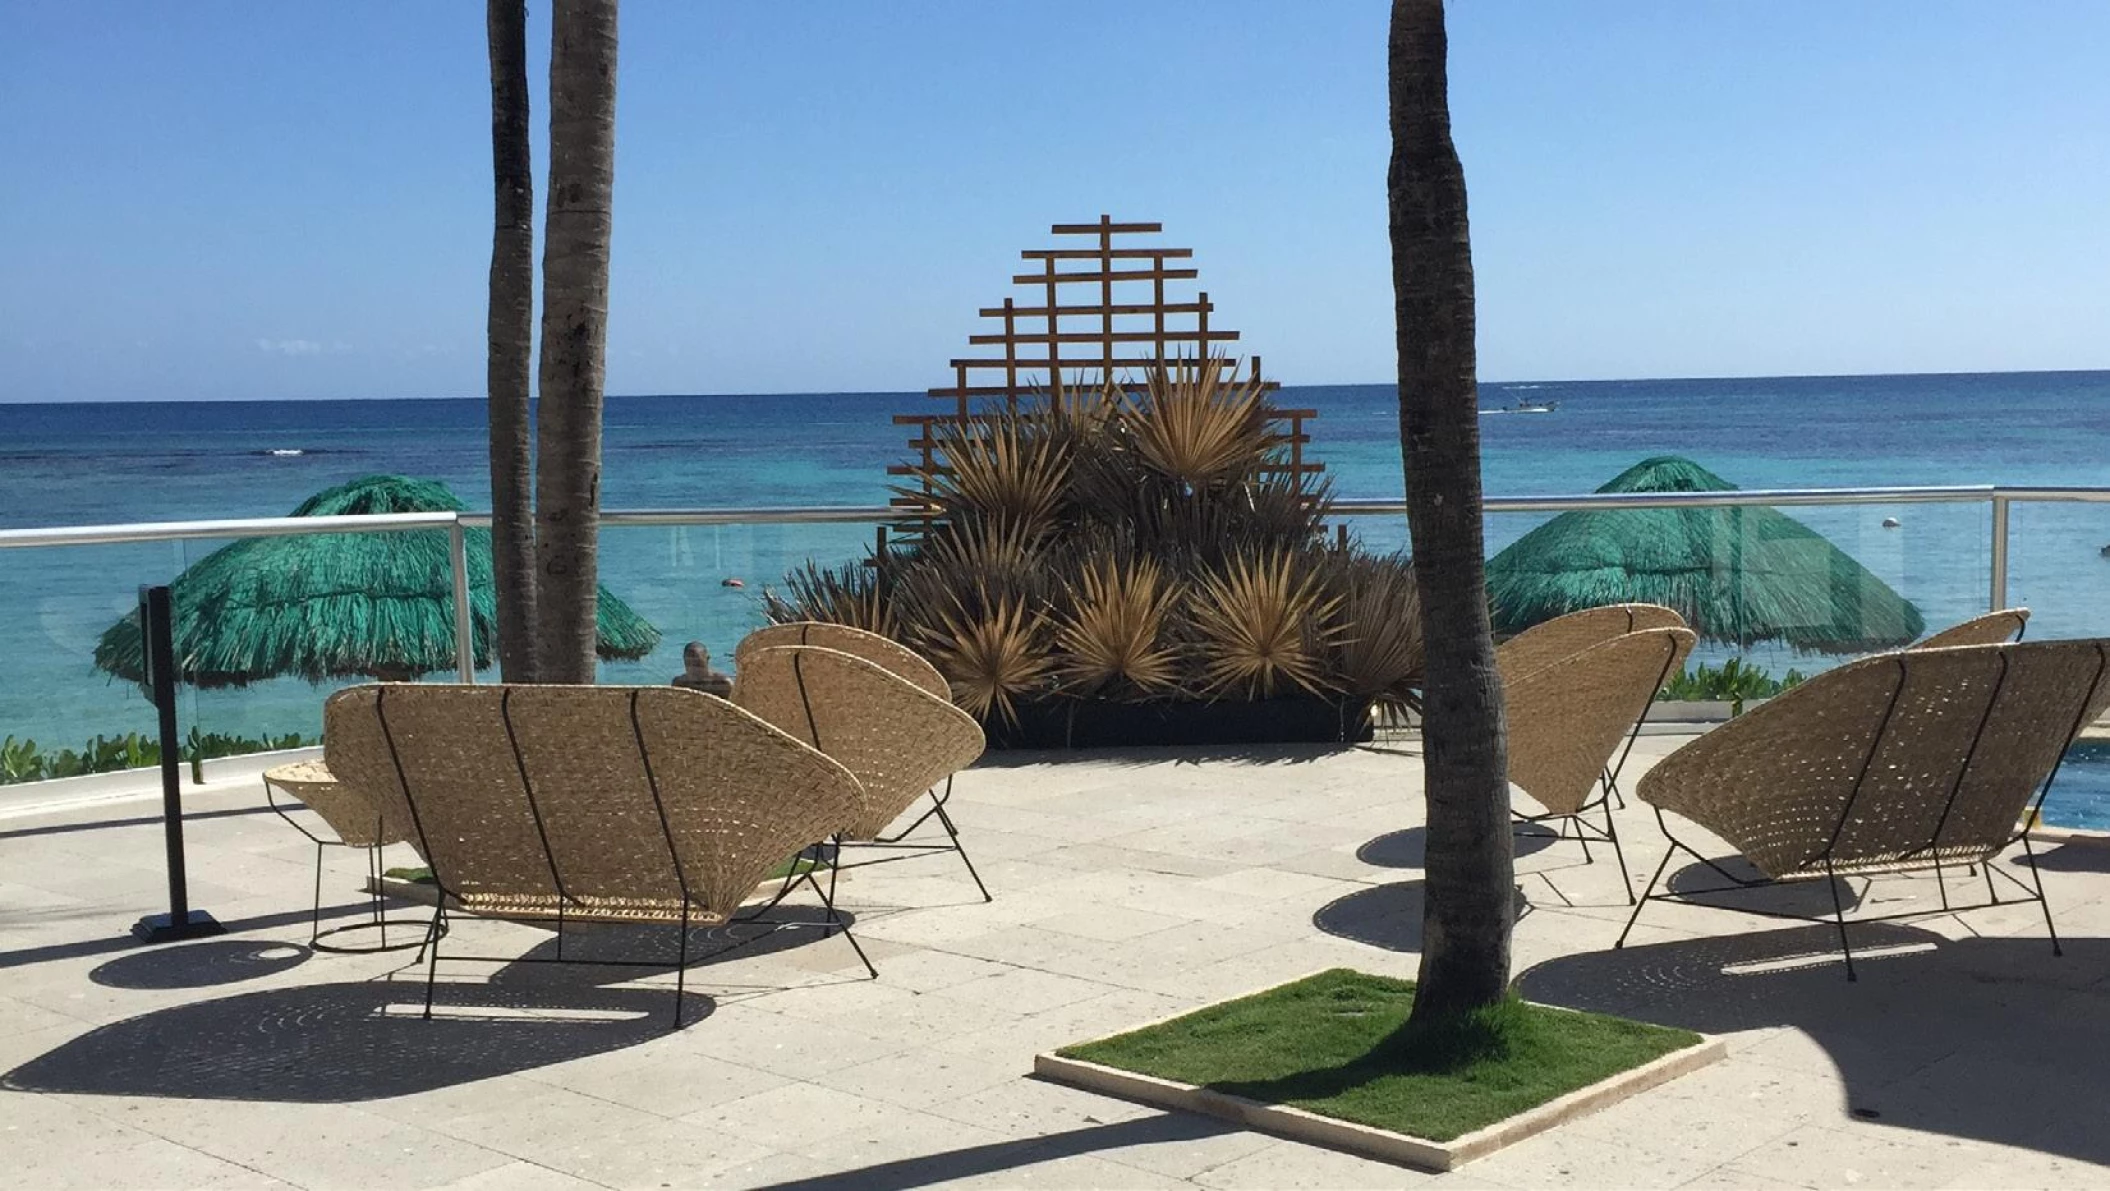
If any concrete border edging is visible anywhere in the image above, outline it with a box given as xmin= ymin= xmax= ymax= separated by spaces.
xmin=1032 ymin=975 xmax=1727 ymax=1172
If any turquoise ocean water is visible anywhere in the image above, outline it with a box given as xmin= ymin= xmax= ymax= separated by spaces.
xmin=5 ymin=371 xmax=2110 ymax=824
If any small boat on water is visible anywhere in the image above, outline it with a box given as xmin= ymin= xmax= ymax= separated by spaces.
xmin=1480 ymin=398 xmax=1560 ymax=415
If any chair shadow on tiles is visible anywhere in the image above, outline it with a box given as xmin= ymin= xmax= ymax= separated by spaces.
xmin=1 ymin=905 xmax=866 ymax=1104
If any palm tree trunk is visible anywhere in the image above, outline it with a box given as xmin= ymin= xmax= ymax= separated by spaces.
xmin=1388 ymin=0 xmax=1515 ymax=1020
xmin=486 ymin=0 xmax=537 ymax=682
xmin=533 ymin=0 xmax=619 ymax=684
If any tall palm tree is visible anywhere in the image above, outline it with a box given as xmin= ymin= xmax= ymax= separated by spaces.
xmin=1388 ymin=0 xmax=1515 ymax=1020
xmin=486 ymin=0 xmax=537 ymax=681
xmin=533 ymin=0 xmax=619 ymax=683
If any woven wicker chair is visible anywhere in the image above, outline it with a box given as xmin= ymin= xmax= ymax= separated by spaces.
xmin=262 ymin=759 xmax=423 ymax=953
xmin=733 ymin=644 xmax=991 ymax=900
xmin=1497 ymin=604 xmax=1687 ymax=685
xmin=1620 ymin=639 xmax=2110 ymax=978
xmin=736 ymin=622 xmax=950 ymax=700
xmin=324 ymin=683 xmax=875 ymax=1024
xmin=1915 ymin=607 xmax=2029 ymax=650
xmin=1505 ymin=627 xmax=1696 ymax=900
xmin=1497 ymin=603 xmax=1689 ymax=809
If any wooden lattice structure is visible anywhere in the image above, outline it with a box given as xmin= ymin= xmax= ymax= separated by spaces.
xmin=889 ymin=216 xmax=1320 ymax=515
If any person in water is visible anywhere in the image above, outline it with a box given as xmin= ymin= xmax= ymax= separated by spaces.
xmin=671 ymin=641 xmax=732 ymax=697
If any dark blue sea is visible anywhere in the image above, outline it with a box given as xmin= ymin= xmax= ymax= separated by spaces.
xmin=6 ymin=372 xmax=2110 ymax=824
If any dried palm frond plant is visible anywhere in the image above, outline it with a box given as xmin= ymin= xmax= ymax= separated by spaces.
xmin=768 ymin=355 xmax=1424 ymax=744
xmin=1325 ymin=550 xmax=1425 ymax=713
xmin=1187 ymin=547 xmax=1345 ymax=698
xmin=1054 ymin=549 xmax=1181 ymax=699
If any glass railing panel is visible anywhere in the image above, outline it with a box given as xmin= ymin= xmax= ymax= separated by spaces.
xmin=0 ymin=538 xmax=204 ymax=772
xmin=594 ymin=519 xmax=880 ymax=686
xmin=2001 ymin=498 xmax=2110 ymax=642
xmin=1340 ymin=497 xmax=1991 ymax=690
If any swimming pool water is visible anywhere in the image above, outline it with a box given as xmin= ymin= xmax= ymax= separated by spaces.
xmin=2044 ymin=740 xmax=2110 ymax=831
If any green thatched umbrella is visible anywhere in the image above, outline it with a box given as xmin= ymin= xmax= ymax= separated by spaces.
xmin=1485 ymin=456 xmax=1923 ymax=654
xmin=94 ymin=475 xmax=660 ymax=686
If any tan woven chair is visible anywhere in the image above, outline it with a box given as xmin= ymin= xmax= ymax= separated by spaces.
xmin=262 ymin=759 xmax=423 ymax=953
xmin=324 ymin=683 xmax=874 ymax=1023
xmin=1497 ymin=604 xmax=1687 ymax=685
xmin=1505 ymin=627 xmax=1696 ymax=900
xmin=1621 ymin=639 xmax=2110 ymax=978
xmin=736 ymin=621 xmax=950 ymax=700
xmin=1914 ymin=607 xmax=2029 ymax=650
xmin=1497 ymin=603 xmax=1689 ymax=809
xmin=733 ymin=644 xmax=991 ymax=900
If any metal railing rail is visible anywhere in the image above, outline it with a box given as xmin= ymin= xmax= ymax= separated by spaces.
xmin=7 ymin=482 xmax=2102 ymax=683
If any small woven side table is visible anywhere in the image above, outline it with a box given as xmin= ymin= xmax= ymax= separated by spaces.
xmin=263 ymin=759 xmax=425 ymax=953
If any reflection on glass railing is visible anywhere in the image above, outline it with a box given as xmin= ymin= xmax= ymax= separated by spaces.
xmin=2004 ymin=501 xmax=2110 ymax=643
xmin=1334 ymin=497 xmax=1992 ymax=687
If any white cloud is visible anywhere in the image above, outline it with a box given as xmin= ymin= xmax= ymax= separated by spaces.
xmin=255 ymin=339 xmax=350 ymax=356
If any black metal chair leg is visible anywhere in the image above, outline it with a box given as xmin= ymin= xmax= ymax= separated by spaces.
xmin=1825 ymin=860 xmax=1857 ymax=982
xmin=822 ymin=837 xmax=843 ymax=936
xmin=1616 ymin=847 xmax=1674 ymax=949
xmin=811 ymin=869 xmax=877 ymax=979
xmin=934 ymin=794 xmax=991 ymax=903
xmin=310 ymin=841 xmax=325 ymax=946
xmin=672 ymin=906 xmax=692 ymax=1029
xmin=2019 ymin=833 xmax=2064 ymax=958
xmin=420 ymin=908 xmax=446 ymax=1020
xmin=1603 ymin=799 xmax=1634 ymax=904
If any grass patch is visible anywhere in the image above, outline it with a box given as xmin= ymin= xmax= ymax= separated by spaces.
xmin=1056 ymin=968 xmax=1703 ymax=1143
xmin=383 ymin=852 xmax=831 ymax=888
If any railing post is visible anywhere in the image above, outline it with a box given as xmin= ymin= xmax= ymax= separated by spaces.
xmin=1989 ymin=493 xmax=2010 ymax=612
xmin=449 ymin=519 xmax=476 ymax=682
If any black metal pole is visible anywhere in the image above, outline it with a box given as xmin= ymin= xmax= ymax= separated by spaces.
xmin=133 ymin=584 xmax=224 ymax=944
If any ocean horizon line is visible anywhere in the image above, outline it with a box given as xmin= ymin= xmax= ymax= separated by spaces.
xmin=6 ymin=365 xmax=2110 ymax=408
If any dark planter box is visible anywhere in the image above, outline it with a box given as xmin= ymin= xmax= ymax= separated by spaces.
xmin=986 ymin=695 xmax=1375 ymax=750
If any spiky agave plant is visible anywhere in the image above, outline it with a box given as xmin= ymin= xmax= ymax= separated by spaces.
xmin=1187 ymin=547 xmax=1346 ymax=698
xmin=765 ymin=559 xmax=897 ymax=636
xmin=1053 ymin=550 xmax=1182 ymax=699
xmin=913 ymin=586 xmax=1052 ymax=725
xmin=902 ymin=400 xmax=1076 ymax=537
xmin=1125 ymin=357 xmax=1276 ymax=490
xmin=1326 ymin=549 xmax=1424 ymax=711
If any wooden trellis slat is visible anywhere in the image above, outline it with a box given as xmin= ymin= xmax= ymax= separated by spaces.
xmin=897 ymin=216 xmax=1323 ymax=520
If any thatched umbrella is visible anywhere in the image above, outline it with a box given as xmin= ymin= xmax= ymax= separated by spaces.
xmin=94 ymin=475 xmax=660 ymax=686
xmin=1486 ymin=456 xmax=1923 ymax=654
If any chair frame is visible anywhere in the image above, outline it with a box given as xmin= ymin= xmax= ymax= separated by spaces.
xmin=1499 ymin=603 xmax=1688 ymax=810
xmin=1616 ymin=642 xmax=2108 ymax=979
xmin=735 ymin=632 xmax=991 ymax=901
xmin=363 ymin=684 xmax=874 ymax=1027
xmin=263 ymin=768 xmax=429 ymax=955
xmin=1506 ymin=627 xmax=1694 ymax=903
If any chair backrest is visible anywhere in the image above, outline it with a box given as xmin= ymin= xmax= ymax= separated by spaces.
xmin=1505 ymin=627 xmax=1696 ymax=815
xmin=1639 ymin=639 xmax=2110 ymax=879
xmin=1497 ymin=604 xmax=1688 ymax=685
xmin=324 ymin=684 xmax=866 ymax=919
xmin=1915 ymin=608 xmax=2029 ymax=651
xmin=732 ymin=644 xmax=986 ymax=838
xmin=735 ymin=621 xmax=950 ymax=701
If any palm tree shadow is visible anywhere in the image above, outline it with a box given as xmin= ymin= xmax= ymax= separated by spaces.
xmin=1314 ymin=880 xmax=1533 ymax=953
xmin=1357 ymin=824 xmax=1559 ymax=869
xmin=1516 ymin=925 xmax=2110 ymax=1165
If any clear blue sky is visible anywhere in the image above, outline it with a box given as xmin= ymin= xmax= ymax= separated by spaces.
xmin=2 ymin=1 xmax=2106 ymax=403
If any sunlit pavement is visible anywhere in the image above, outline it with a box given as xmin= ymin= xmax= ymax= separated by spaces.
xmin=3 ymin=735 xmax=2107 ymax=1189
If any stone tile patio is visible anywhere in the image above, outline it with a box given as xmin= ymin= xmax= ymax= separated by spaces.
xmin=3 ymin=736 xmax=2108 ymax=1189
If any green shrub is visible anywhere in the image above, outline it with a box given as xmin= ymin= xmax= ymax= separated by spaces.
xmin=0 ymin=729 xmax=317 ymax=786
xmin=1658 ymin=657 xmax=1808 ymax=715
